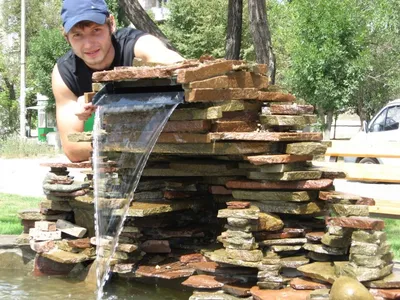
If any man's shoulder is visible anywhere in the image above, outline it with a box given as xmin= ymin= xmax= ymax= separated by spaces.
xmin=114 ymin=27 xmax=147 ymax=42
xmin=57 ymin=50 xmax=76 ymax=66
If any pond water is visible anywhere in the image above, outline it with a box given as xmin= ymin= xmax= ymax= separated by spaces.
xmin=0 ymin=269 xmax=191 ymax=300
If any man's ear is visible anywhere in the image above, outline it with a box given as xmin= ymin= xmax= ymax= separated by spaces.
xmin=64 ymin=34 xmax=71 ymax=46
xmin=109 ymin=14 xmax=117 ymax=33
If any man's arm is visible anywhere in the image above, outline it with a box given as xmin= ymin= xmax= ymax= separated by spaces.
xmin=134 ymin=34 xmax=184 ymax=64
xmin=52 ymin=64 xmax=93 ymax=162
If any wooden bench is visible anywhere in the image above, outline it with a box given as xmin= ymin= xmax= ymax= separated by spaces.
xmin=369 ymin=199 xmax=400 ymax=219
xmin=320 ymin=141 xmax=400 ymax=218
xmin=325 ymin=141 xmax=400 ymax=162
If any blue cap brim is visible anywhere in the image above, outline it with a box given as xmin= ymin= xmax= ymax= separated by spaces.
xmin=64 ymin=13 xmax=107 ymax=33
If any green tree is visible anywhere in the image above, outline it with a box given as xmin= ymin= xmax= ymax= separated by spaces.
xmin=278 ymin=0 xmax=367 ymax=138
xmin=160 ymin=0 xmax=254 ymax=60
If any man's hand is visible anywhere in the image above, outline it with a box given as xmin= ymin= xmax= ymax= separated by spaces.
xmin=75 ymin=95 xmax=97 ymax=121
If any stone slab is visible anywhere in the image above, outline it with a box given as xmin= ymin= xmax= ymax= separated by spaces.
xmin=326 ymin=217 xmax=385 ymax=230
xmin=187 ymin=71 xmax=269 ymax=89
xmin=245 ymin=154 xmax=313 ymax=165
xmin=251 ymin=287 xmax=311 ymax=300
xmin=226 ymin=179 xmax=333 ymax=190
xmin=210 ymin=132 xmax=323 ymax=142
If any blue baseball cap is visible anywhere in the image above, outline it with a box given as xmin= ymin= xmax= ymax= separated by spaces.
xmin=61 ymin=0 xmax=110 ymax=33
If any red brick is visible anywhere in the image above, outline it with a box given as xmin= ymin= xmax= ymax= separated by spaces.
xmin=326 ymin=217 xmax=385 ymax=230
xmin=251 ymin=287 xmax=312 ymax=300
xmin=185 ymin=88 xmax=259 ymax=102
xmin=211 ymin=121 xmax=258 ymax=132
xmin=177 ymin=60 xmax=244 ymax=83
xmin=163 ymin=120 xmax=211 ymax=133
xmin=258 ymin=91 xmax=296 ymax=102
xmin=245 ymin=154 xmax=313 ymax=165
xmin=225 ymin=179 xmax=333 ymax=190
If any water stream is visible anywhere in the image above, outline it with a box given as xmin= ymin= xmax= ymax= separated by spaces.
xmin=92 ymin=91 xmax=183 ymax=299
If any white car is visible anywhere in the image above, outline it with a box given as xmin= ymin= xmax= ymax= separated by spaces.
xmin=345 ymin=99 xmax=400 ymax=164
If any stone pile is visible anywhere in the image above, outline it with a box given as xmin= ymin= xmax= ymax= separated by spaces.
xmin=18 ymin=58 xmax=400 ymax=299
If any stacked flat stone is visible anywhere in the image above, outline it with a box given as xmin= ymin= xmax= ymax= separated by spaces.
xmin=22 ymin=58 xmax=399 ymax=297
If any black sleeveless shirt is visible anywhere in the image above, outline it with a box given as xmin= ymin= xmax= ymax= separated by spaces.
xmin=57 ymin=28 xmax=147 ymax=97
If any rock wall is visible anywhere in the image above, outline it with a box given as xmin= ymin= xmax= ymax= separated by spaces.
xmin=18 ymin=59 xmax=400 ymax=300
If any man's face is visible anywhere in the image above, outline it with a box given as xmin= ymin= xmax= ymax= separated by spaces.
xmin=67 ymin=22 xmax=114 ymax=70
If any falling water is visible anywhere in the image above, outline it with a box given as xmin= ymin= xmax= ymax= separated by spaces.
xmin=91 ymin=90 xmax=183 ymax=299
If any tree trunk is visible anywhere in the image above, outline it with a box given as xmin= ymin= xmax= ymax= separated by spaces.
xmin=248 ymin=0 xmax=276 ymax=83
xmin=118 ymin=0 xmax=177 ymax=52
xmin=225 ymin=0 xmax=242 ymax=60
xmin=325 ymin=110 xmax=334 ymax=140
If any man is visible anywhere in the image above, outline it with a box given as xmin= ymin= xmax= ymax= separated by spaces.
xmin=52 ymin=0 xmax=184 ymax=162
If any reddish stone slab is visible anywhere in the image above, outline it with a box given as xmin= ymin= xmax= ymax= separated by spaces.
xmin=140 ymin=240 xmax=171 ymax=253
xmin=254 ymin=229 xmax=304 ymax=240
xmin=163 ymin=120 xmax=211 ymax=133
xmin=180 ymin=253 xmax=207 ymax=264
xmin=257 ymin=92 xmax=296 ymax=102
xmin=158 ymin=133 xmax=211 ymax=143
xmin=225 ymin=179 xmax=333 ymax=190
xmin=319 ymin=191 xmax=361 ymax=201
xmin=211 ymin=121 xmax=258 ymax=132
xmin=270 ymin=104 xmax=314 ymax=115
xmin=187 ymin=71 xmax=269 ymax=89
xmin=290 ymin=277 xmax=330 ymax=290
xmin=222 ymin=283 xmax=252 ymax=297
xmin=33 ymin=255 xmax=75 ymax=276
xmin=356 ymin=197 xmax=376 ymax=206
xmin=93 ymin=67 xmax=173 ymax=82
xmin=185 ymin=88 xmax=259 ymax=102
xmin=369 ymin=288 xmax=400 ymax=299
xmin=181 ymin=274 xmax=235 ymax=289
xmin=188 ymin=261 xmax=219 ymax=272
xmin=326 ymin=217 xmax=385 ymax=230
xmin=177 ymin=60 xmax=244 ymax=84
xmin=245 ymin=154 xmax=313 ymax=165
xmin=47 ymin=190 xmax=88 ymax=197
xmin=251 ymin=64 xmax=268 ymax=74
xmin=40 ymin=162 xmax=92 ymax=168
xmin=135 ymin=261 xmax=195 ymax=279
xmin=251 ymin=286 xmax=312 ymax=300
xmin=210 ymin=132 xmax=323 ymax=142
xmin=67 ymin=238 xmax=91 ymax=249
xmin=30 ymin=240 xmax=56 ymax=253
xmin=226 ymin=201 xmax=251 ymax=209
xmin=305 ymin=232 xmax=325 ymax=243
xmin=209 ymin=186 xmax=233 ymax=195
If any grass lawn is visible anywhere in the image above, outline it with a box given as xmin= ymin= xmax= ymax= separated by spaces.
xmin=0 ymin=193 xmax=42 ymax=234
xmin=383 ymin=218 xmax=400 ymax=261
